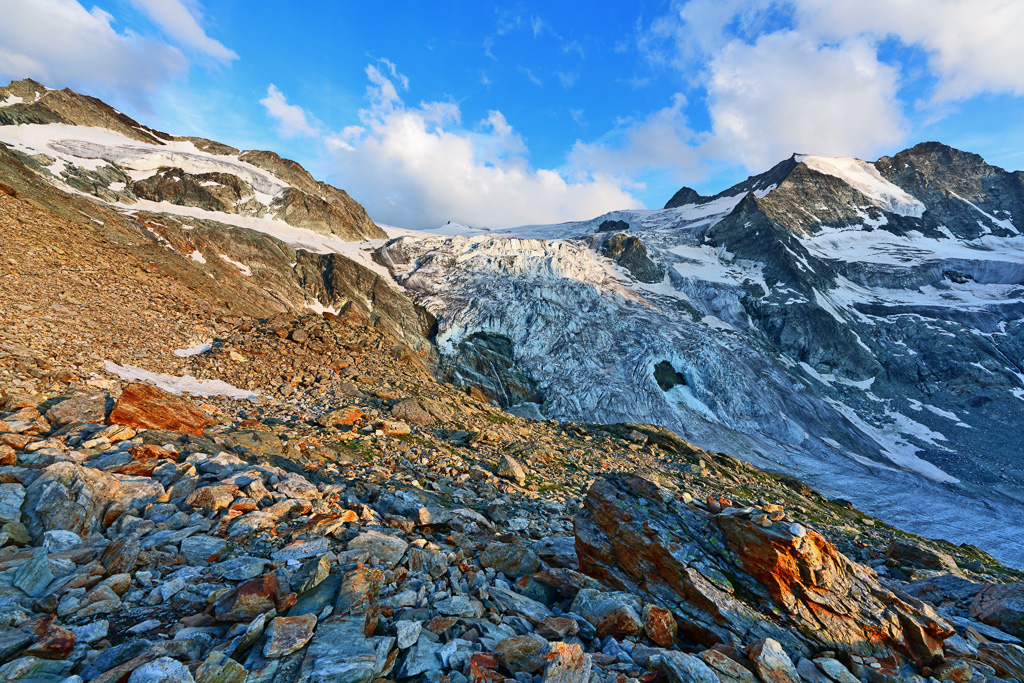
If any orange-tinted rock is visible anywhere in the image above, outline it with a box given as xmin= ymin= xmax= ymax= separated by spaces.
xmin=109 ymin=383 xmax=211 ymax=436
xmin=263 ymin=614 xmax=317 ymax=658
xmin=717 ymin=513 xmax=953 ymax=665
xmin=575 ymin=474 xmax=954 ymax=668
xmin=541 ymin=641 xmax=592 ymax=683
xmin=466 ymin=652 xmax=505 ymax=683
xmin=185 ymin=484 xmax=239 ymax=512
xmin=99 ymin=534 xmax=140 ymax=575
xmin=213 ymin=573 xmax=296 ymax=622
xmin=642 ymin=604 xmax=677 ymax=648
xmin=127 ymin=444 xmax=178 ymax=461
xmin=20 ymin=615 xmax=76 ymax=659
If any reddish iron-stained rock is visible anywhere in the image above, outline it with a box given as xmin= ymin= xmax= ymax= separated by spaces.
xmin=541 ymin=642 xmax=592 ymax=683
xmin=575 ymin=474 xmax=954 ymax=668
xmin=99 ymin=534 xmax=140 ymax=575
xmin=213 ymin=572 xmax=296 ymax=622
xmin=642 ymin=604 xmax=678 ymax=648
xmin=716 ymin=514 xmax=954 ymax=664
xmin=466 ymin=652 xmax=505 ymax=683
xmin=20 ymin=615 xmax=76 ymax=660
xmin=263 ymin=614 xmax=317 ymax=658
xmin=108 ymin=383 xmax=211 ymax=436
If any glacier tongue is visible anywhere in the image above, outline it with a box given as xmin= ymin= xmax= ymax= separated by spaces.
xmin=380 ymin=183 xmax=1024 ymax=566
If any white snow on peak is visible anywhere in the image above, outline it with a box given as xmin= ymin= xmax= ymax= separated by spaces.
xmin=795 ymin=154 xmax=925 ymax=217
xmin=0 ymin=93 xmax=24 ymax=107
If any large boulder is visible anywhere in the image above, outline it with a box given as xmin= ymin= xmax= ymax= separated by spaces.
xmin=109 ymin=383 xmax=211 ymax=436
xmin=21 ymin=462 xmax=123 ymax=540
xmin=970 ymin=583 xmax=1024 ymax=639
xmin=574 ymin=474 xmax=954 ymax=665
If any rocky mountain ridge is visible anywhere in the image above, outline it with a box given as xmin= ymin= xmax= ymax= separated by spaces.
xmin=0 ymin=79 xmax=383 ymax=242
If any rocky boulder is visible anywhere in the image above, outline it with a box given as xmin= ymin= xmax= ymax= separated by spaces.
xmin=574 ymin=473 xmax=954 ymax=665
xmin=109 ymin=383 xmax=211 ymax=436
xmin=21 ymin=462 xmax=123 ymax=540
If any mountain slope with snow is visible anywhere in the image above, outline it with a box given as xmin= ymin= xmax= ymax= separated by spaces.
xmin=0 ymin=78 xmax=383 ymax=242
xmin=382 ymin=144 xmax=1024 ymax=566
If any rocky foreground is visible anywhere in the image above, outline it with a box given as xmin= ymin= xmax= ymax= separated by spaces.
xmin=1 ymin=310 xmax=1024 ymax=683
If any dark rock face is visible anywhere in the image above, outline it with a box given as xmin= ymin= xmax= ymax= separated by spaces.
xmin=574 ymin=474 xmax=954 ymax=665
xmin=601 ymin=233 xmax=665 ymax=283
xmin=653 ymin=361 xmax=687 ymax=391
xmin=664 ymin=186 xmax=706 ymax=209
xmin=439 ymin=332 xmax=541 ymax=408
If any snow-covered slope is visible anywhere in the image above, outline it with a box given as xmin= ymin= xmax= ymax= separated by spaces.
xmin=0 ymin=78 xmax=384 ymax=242
xmin=382 ymin=143 xmax=1024 ymax=566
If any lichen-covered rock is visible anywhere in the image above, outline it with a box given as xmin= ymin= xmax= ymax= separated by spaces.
xmin=22 ymin=462 xmax=123 ymax=540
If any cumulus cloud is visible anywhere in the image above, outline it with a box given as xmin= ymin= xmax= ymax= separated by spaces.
xmin=793 ymin=0 xmax=1024 ymax=101
xmin=325 ymin=61 xmax=639 ymax=229
xmin=260 ymin=84 xmax=320 ymax=138
xmin=129 ymin=0 xmax=237 ymax=61
xmin=0 ymin=0 xmax=186 ymax=98
xmin=705 ymin=32 xmax=906 ymax=168
xmin=569 ymin=94 xmax=702 ymax=184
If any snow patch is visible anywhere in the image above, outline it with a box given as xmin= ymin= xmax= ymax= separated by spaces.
xmin=105 ymin=361 xmax=257 ymax=399
xmin=796 ymin=155 xmax=925 ymax=217
xmin=219 ymin=254 xmax=252 ymax=276
xmin=188 ymin=250 xmax=206 ymax=264
xmin=173 ymin=343 xmax=213 ymax=357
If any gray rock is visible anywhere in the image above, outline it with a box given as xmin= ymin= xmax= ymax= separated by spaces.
xmin=530 ymin=537 xmax=579 ymax=569
xmin=14 ymin=547 xmax=54 ymax=597
xmin=435 ymin=595 xmax=478 ymax=617
xmin=215 ymin=556 xmax=269 ymax=581
xmin=748 ymin=638 xmax=799 ymax=683
xmin=0 ymin=483 xmax=25 ymax=524
xmin=396 ymin=620 xmax=422 ymax=649
xmin=497 ymin=454 xmax=527 ymax=486
xmin=398 ymin=636 xmax=442 ymax=678
xmin=480 ymin=542 xmax=541 ymax=577
xmin=569 ymin=589 xmax=643 ymax=638
xmin=42 ymin=529 xmax=82 ymax=553
xmin=45 ymin=392 xmax=109 ymax=426
xmin=813 ymin=657 xmax=860 ymax=683
xmin=180 ymin=535 xmax=227 ymax=564
xmin=488 ymin=585 xmax=553 ymax=625
xmin=128 ymin=656 xmax=195 ymax=683
xmin=347 ymin=530 xmax=408 ymax=567
xmin=658 ymin=651 xmax=719 ymax=683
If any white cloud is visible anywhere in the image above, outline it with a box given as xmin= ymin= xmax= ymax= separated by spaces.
xmin=325 ymin=62 xmax=639 ymax=229
xmin=129 ymin=0 xmax=237 ymax=61
xmin=260 ymin=84 xmax=320 ymax=138
xmin=705 ymin=32 xmax=905 ymax=168
xmin=793 ymin=0 xmax=1024 ymax=101
xmin=569 ymin=94 xmax=702 ymax=184
xmin=0 ymin=0 xmax=186 ymax=99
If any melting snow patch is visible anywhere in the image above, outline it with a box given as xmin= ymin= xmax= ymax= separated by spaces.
xmin=219 ymin=254 xmax=252 ymax=276
xmin=173 ymin=342 xmax=213 ymax=358
xmin=305 ymin=299 xmax=339 ymax=315
xmin=105 ymin=361 xmax=257 ymax=399
xmin=188 ymin=250 xmax=206 ymax=264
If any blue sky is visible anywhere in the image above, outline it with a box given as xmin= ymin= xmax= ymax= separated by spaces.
xmin=1 ymin=0 xmax=1023 ymax=228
